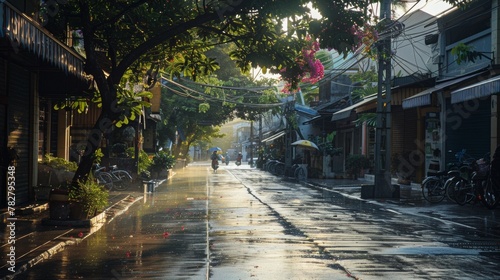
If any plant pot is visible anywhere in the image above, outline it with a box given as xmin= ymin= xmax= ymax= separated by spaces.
xmin=70 ymin=202 xmax=88 ymax=220
xmin=49 ymin=189 xmax=70 ymax=220
xmin=159 ymin=169 xmax=169 ymax=179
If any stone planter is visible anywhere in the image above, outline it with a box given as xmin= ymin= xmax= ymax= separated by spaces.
xmin=159 ymin=169 xmax=169 ymax=179
xmin=69 ymin=202 xmax=88 ymax=220
xmin=152 ymin=169 xmax=169 ymax=179
xmin=49 ymin=189 xmax=70 ymax=220
xmin=174 ymin=159 xmax=186 ymax=169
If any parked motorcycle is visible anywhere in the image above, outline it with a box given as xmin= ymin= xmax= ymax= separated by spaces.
xmin=451 ymin=151 xmax=500 ymax=209
xmin=485 ymin=147 xmax=500 ymax=208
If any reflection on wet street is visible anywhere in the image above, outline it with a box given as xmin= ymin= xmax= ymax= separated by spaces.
xmin=19 ymin=163 xmax=500 ymax=279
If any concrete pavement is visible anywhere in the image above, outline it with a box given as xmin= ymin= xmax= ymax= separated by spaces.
xmin=1 ymin=192 xmax=141 ymax=279
xmin=0 ymin=177 xmax=171 ymax=280
xmin=0 ymin=164 xmax=490 ymax=279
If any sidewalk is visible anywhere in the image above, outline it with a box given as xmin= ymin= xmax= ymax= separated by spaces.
xmin=306 ymin=174 xmax=423 ymax=204
xmin=0 ymin=178 xmax=172 ymax=280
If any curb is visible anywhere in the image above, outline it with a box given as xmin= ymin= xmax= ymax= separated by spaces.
xmin=304 ymin=180 xmax=423 ymax=204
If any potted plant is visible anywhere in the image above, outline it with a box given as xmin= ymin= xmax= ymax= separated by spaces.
xmin=149 ymin=150 xmax=176 ymax=179
xmin=69 ymin=174 xmax=109 ymax=220
xmin=126 ymin=147 xmax=152 ymax=174
xmin=346 ymin=154 xmax=371 ymax=179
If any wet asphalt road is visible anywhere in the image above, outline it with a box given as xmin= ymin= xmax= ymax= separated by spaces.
xmin=15 ymin=162 xmax=500 ymax=279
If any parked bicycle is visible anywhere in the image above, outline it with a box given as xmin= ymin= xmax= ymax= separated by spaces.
xmin=452 ymin=153 xmax=499 ymax=209
xmin=485 ymin=146 xmax=500 ymax=208
xmin=443 ymin=149 xmax=477 ymax=203
xmin=421 ymin=170 xmax=449 ymax=203
xmin=421 ymin=149 xmax=473 ymax=203
xmin=94 ymin=164 xmax=133 ymax=191
xmin=291 ymin=164 xmax=307 ymax=181
xmin=94 ymin=166 xmax=114 ymax=190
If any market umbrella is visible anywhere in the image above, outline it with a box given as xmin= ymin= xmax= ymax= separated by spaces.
xmin=208 ymin=147 xmax=222 ymax=153
xmin=291 ymin=140 xmax=319 ymax=150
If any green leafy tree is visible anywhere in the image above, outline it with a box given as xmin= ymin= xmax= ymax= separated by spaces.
xmin=350 ymin=69 xmax=378 ymax=127
xmin=49 ymin=0 xmax=463 ymax=184
xmin=158 ymin=78 xmax=228 ymax=157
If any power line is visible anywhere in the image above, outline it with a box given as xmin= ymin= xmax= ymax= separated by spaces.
xmin=160 ymin=76 xmax=286 ymax=109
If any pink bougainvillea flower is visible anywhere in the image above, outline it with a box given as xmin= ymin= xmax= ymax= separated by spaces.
xmin=281 ymin=35 xmax=325 ymax=93
xmin=163 ymin=231 xmax=170 ymax=238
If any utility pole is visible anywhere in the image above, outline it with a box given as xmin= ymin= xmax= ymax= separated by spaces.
xmin=259 ymin=114 xmax=262 ymax=165
xmin=284 ymin=99 xmax=294 ymax=173
xmin=374 ymin=0 xmax=393 ymax=198
xmin=250 ymin=120 xmax=254 ymax=167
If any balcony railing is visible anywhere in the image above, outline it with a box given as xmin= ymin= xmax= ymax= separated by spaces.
xmin=0 ymin=1 xmax=86 ymax=80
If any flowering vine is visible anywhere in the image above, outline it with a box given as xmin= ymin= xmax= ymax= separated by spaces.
xmin=280 ymin=36 xmax=325 ymax=93
xmin=352 ymin=22 xmax=379 ymax=60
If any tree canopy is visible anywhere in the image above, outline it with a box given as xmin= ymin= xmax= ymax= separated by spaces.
xmin=41 ymin=0 xmax=466 ymax=183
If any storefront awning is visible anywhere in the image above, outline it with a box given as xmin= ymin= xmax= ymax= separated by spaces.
xmin=402 ymin=72 xmax=488 ymax=109
xmin=331 ymin=94 xmax=377 ymax=121
xmin=261 ymin=130 xmax=286 ymax=143
xmin=451 ymin=75 xmax=500 ymax=104
xmin=295 ymin=104 xmax=319 ymax=118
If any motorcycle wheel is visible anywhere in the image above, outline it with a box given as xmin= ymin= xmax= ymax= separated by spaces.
xmin=482 ymin=178 xmax=499 ymax=209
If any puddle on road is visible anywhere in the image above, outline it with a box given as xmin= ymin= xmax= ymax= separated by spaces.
xmin=377 ymin=245 xmax=480 ymax=255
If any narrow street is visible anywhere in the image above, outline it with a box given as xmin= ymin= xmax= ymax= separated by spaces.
xmin=15 ymin=163 xmax=500 ymax=280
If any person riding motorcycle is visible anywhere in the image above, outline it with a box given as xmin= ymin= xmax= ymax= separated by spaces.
xmin=211 ymin=150 xmax=219 ymax=172
xmin=235 ymin=152 xmax=243 ymax=166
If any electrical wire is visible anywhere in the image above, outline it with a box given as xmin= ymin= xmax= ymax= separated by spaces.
xmin=160 ymin=76 xmax=286 ymax=109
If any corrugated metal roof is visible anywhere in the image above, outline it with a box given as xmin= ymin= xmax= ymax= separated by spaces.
xmin=402 ymin=71 xmax=488 ymax=109
xmin=451 ymin=75 xmax=500 ymax=104
xmin=331 ymin=94 xmax=377 ymax=121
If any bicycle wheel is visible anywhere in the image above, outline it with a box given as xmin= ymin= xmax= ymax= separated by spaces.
xmin=454 ymin=180 xmax=474 ymax=206
xmin=268 ymin=161 xmax=277 ymax=174
xmin=114 ymin=170 xmax=132 ymax=181
xmin=422 ymin=178 xmax=445 ymax=203
xmin=482 ymin=178 xmax=499 ymax=209
xmin=96 ymin=172 xmax=114 ymax=191
xmin=274 ymin=162 xmax=285 ymax=176
xmin=112 ymin=170 xmax=132 ymax=191
xmin=295 ymin=166 xmax=306 ymax=181
xmin=445 ymin=176 xmax=461 ymax=203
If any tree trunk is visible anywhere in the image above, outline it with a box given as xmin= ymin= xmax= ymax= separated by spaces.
xmin=72 ymin=109 xmax=116 ymax=186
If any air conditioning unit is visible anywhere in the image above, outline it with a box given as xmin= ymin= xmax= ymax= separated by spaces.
xmin=425 ymin=34 xmax=439 ymax=45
